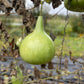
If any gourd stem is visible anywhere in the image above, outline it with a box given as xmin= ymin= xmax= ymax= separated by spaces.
xmin=35 ymin=1 xmax=44 ymax=32
xmin=40 ymin=1 xmax=43 ymax=16
xmin=22 ymin=27 xmax=25 ymax=39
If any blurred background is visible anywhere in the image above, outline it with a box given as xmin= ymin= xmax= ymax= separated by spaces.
xmin=0 ymin=0 xmax=84 ymax=57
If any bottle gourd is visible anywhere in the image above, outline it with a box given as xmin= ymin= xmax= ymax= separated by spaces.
xmin=19 ymin=16 xmax=55 ymax=65
xmin=64 ymin=0 xmax=84 ymax=12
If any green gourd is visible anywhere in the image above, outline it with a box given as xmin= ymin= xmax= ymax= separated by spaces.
xmin=64 ymin=0 xmax=84 ymax=12
xmin=19 ymin=16 xmax=55 ymax=65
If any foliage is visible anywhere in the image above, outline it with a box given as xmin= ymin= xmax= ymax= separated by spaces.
xmin=45 ymin=16 xmax=72 ymax=36
xmin=45 ymin=14 xmax=84 ymax=37
xmin=11 ymin=66 xmax=23 ymax=84
xmin=70 ymin=14 xmax=84 ymax=34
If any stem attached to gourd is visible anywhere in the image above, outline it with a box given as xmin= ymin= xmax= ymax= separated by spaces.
xmin=35 ymin=16 xmax=44 ymax=32
xmin=40 ymin=1 xmax=43 ymax=16
xmin=35 ymin=1 xmax=44 ymax=32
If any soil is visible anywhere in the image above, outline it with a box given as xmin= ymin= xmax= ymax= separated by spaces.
xmin=0 ymin=56 xmax=84 ymax=84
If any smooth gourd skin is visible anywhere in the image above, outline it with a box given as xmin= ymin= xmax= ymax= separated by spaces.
xmin=19 ymin=16 xmax=55 ymax=65
xmin=64 ymin=0 xmax=84 ymax=12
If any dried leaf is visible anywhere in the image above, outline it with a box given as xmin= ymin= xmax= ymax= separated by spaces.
xmin=0 ymin=22 xmax=5 ymax=32
xmin=6 ymin=7 xmax=13 ymax=15
xmin=19 ymin=64 xmax=24 ymax=71
xmin=12 ymin=0 xmax=17 ymax=7
xmin=14 ymin=0 xmax=25 ymax=15
xmin=34 ymin=67 xmax=40 ymax=79
xmin=64 ymin=57 xmax=68 ymax=69
xmin=56 ymin=68 xmax=61 ymax=74
xmin=1 ymin=46 xmax=8 ymax=56
xmin=10 ymin=69 xmax=17 ymax=77
xmin=0 ymin=76 xmax=3 ymax=84
xmin=0 ymin=56 xmax=7 ymax=62
xmin=0 ymin=0 xmax=13 ymax=14
xmin=41 ymin=64 xmax=46 ymax=69
xmin=59 ymin=83 xmax=64 ymax=84
xmin=10 ymin=61 xmax=15 ymax=69
xmin=52 ymin=0 xmax=61 ymax=9
xmin=2 ymin=0 xmax=12 ymax=8
xmin=4 ymin=31 xmax=10 ymax=42
xmin=0 ymin=22 xmax=10 ymax=43
xmin=48 ymin=61 xmax=54 ymax=69
xmin=40 ymin=81 xmax=48 ymax=84
xmin=82 ymin=14 xmax=84 ymax=24
xmin=31 ymin=0 xmax=41 ymax=7
xmin=15 ymin=44 xmax=19 ymax=50
xmin=50 ymin=31 xmax=56 ymax=41
xmin=25 ymin=26 xmax=31 ymax=34
xmin=9 ymin=38 xmax=15 ymax=54
xmin=0 ymin=2 xmax=6 ymax=12
xmin=23 ymin=12 xmax=35 ymax=27
xmin=49 ymin=71 xmax=52 ymax=76
xmin=27 ymin=69 xmax=31 ymax=74
xmin=69 ymin=52 xmax=78 ymax=64
xmin=29 ymin=76 xmax=34 ymax=80
xmin=13 ymin=49 xmax=19 ymax=58
xmin=69 ymin=50 xmax=72 ymax=57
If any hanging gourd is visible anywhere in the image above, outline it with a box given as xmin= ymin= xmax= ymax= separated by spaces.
xmin=19 ymin=16 xmax=55 ymax=65
xmin=64 ymin=0 xmax=84 ymax=12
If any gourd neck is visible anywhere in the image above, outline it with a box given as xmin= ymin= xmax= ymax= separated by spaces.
xmin=34 ymin=16 xmax=44 ymax=33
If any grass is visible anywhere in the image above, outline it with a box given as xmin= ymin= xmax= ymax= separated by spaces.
xmin=54 ymin=36 xmax=84 ymax=57
xmin=45 ymin=16 xmax=72 ymax=36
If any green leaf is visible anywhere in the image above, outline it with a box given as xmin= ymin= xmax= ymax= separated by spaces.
xmin=11 ymin=76 xmax=23 ymax=84
xmin=11 ymin=66 xmax=23 ymax=84
xmin=15 ymin=66 xmax=23 ymax=77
